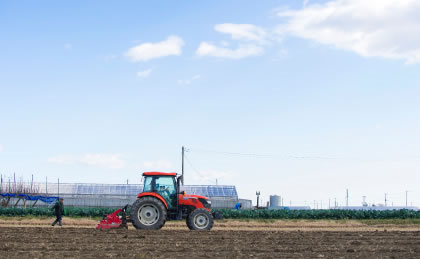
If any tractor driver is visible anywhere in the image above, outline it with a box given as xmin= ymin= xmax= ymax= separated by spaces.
xmin=154 ymin=176 xmax=175 ymax=201
xmin=143 ymin=176 xmax=176 ymax=207
xmin=143 ymin=176 xmax=168 ymax=196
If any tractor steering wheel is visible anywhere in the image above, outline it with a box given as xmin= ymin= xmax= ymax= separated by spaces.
xmin=159 ymin=187 xmax=171 ymax=200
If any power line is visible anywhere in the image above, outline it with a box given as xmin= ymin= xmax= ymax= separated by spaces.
xmin=189 ymin=148 xmax=272 ymax=157
xmin=189 ymin=148 xmax=338 ymax=160
xmin=183 ymin=154 xmax=215 ymax=184
xmin=183 ymin=154 xmax=202 ymax=176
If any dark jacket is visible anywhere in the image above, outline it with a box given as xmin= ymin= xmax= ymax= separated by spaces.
xmin=52 ymin=200 xmax=64 ymax=217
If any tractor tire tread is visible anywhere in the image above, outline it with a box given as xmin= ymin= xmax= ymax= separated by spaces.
xmin=130 ymin=196 xmax=167 ymax=230
xmin=186 ymin=208 xmax=214 ymax=231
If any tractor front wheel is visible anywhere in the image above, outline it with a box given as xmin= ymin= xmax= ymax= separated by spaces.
xmin=187 ymin=208 xmax=214 ymax=230
xmin=130 ymin=196 xmax=167 ymax=230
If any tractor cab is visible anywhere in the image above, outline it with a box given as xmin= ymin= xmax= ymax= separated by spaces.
xmin=142 ymin=172 xmax=179 ymax=210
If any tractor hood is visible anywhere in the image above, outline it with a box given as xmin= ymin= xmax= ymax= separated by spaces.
xmin=178 ymin=193 xmax=212 ymax=210
xmin=179 ymin=193 xmax=209 ymax=200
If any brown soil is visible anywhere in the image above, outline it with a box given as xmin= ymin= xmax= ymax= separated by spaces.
xmin=0 ymin=219 xmax=419 ymax=258
xmin=0 ymin=217 xmax=419 ymax=232
xmin=0 ymin=227 xmax=419 ymax=258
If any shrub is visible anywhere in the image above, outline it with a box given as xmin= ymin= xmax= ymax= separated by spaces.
xmin=213 ymin=209 xmax=420 ymax=220
xmin=0 ymin=207 xmax=418 ymax=219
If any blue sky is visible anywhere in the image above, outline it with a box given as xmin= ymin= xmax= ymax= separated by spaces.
xmin=0 ymin=0 xmax=419 ymax=207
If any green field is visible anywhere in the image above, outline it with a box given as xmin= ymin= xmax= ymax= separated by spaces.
xmin=217 ymin=208 xmax=420 ymax=219
xmin=0 ymin=207 xmax=419 ymax=220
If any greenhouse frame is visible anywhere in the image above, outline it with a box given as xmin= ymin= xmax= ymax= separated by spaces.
xmin=0 ymin=182 xmax=239 ymax=209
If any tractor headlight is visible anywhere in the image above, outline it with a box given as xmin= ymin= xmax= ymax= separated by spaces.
xmin=199 ymin=198 xmax=212 ymax=209
xmin=205 ymin=199 xmax=211 ymax=208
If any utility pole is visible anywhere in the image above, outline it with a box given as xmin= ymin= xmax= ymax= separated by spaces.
xmin=46 ymin=176 xmax=48 ymax=194
xmin=405 ymin=190 xmax=408 ymax=208
xmin=181 ymin=146 xmax=185 ymax=185
xmin=256 ymin=191 xmax=260 ymax=208
xmin=384 ymin=193 xmax=387 ymax=207
xmin=329 ymin=198 xmax=331 ymax=209
xmin=58 ymin=178 xmax=60 ymax=198
xmin=346 ymin=189 xmax=349 ymax=207
xmin=334 ymin=197 xmax=337 ymax=208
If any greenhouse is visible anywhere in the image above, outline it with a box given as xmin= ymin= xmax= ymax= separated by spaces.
xmin=0 ymin=182 xmax=239 ymax=209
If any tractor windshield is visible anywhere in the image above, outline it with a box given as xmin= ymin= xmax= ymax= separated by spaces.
xmin=155 ymin=176 xmax=176 ymax=195
xmin=143 ymin=175 xmax=177 ymax=209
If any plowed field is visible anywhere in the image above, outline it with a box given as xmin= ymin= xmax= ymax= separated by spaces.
xmin=0 ymin=219 xmax=419 ymax=258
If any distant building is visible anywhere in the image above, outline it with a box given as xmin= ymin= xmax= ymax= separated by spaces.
xmin=238 ymin=199 xmax=252 ymax=209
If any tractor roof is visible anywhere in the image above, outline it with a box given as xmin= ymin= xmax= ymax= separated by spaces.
xmin=143 ymin=172 xmax=177 ymax=176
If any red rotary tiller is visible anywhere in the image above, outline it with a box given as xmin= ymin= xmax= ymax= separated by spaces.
xmin=96 ymin=205 xmax=128 ymax=229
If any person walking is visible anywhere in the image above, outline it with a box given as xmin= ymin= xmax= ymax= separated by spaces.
xmin=51 ymin=198 xmax=64 ymax=227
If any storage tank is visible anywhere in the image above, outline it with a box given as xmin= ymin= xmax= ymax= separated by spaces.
xmin=270 ymin=195 xmax=282 ymax=207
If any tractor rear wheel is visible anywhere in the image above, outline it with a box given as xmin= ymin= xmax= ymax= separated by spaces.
xmin=186 ymin=208 xmax=213 ymax=230
xmin=130 ymin=196 xmax=167 ymax=230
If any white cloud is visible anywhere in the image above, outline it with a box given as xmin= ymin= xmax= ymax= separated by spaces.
xmin=196 ymin=42 xmax=263 ymax=59
xmin=125 ymin=35 xmax=184 ymax=62
xmin=79 ymin=154 xmax=125 ymax=169
xmin=220 ymin=41 xmax=230 ymax=47
xmin=137 ymin=68 xmax=152 ymax=78
xmin=177 ymin=74 xmax=201 ymax=85
xmin=215 ymin=23 xmax=267 ymax=43
xmin=104 ymin=54 xmax=118 ymax=62
xmin=141 ymin=160 xmax=173 ymax=170
xmin=47 ymin=155 xmax=73 ymax=164
xmin=190 ymin=169 xmax=237 ymax=185
xmin=48 ymin=153 xmax=126 ymax=169
xmin=277 ymin=0 xmax=420 ymax=63
xmin=196 ymin=23 xmax=267 ymax=59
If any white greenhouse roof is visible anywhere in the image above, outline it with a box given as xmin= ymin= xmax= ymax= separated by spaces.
xmin=35 ymin=183 xmax=238 ymax=198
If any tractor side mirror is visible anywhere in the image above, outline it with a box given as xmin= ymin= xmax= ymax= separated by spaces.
xmin=176 ymin=176 xmax=185 ymax=195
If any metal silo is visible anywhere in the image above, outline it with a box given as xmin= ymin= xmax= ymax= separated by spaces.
xmin=270 ymin=195 xmax=282 ymax=208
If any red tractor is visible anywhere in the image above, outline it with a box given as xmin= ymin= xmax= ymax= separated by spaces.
xmin=98 ymin=172 xmax=215 ymax=230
